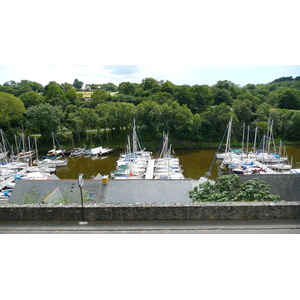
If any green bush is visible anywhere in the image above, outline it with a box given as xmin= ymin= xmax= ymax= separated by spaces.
xmin=189 ymin=174 xmax=281 ymax=202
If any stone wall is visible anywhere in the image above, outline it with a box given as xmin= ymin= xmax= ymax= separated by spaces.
xmin=0 ymin=202 xmax=299 ymax=221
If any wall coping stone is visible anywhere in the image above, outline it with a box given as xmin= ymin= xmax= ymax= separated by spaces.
xmin=1 ymin=201 xmax=300 ymax=208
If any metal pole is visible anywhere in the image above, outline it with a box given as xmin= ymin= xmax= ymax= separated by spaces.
xmin=80 ymin=185 xmax=85 ymax=222
xmin=78 ymin=173 xmax=88 ymax=225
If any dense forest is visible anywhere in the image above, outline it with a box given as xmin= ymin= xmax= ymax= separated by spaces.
xmin=0 ymin=75 xmax=300 ymax=150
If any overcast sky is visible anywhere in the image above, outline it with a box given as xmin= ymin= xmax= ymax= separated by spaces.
xmin=0 ymin=65 xmax=299 ymax=87
xmin=1 ymin=1 xmax=299 ymax=88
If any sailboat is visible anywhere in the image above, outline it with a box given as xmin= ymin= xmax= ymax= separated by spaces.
xmin=38 ymin=133 xmax=68 ymax=168
xmin=47 ymin=132 xmax=65 ymax=156
xmin=0 ymin=129 xmax=9 ymax=163
xmin=216 ymin=118 xmax=247 ymax=160
xmin=248 ymin=118 xmax=288 ymax=164
xmin=153 ymin=132 xmax=185 ymax=179
xmin=111 ymin=120 xmax=151 ymax=179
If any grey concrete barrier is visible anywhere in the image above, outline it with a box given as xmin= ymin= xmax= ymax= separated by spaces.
xmin=0 ymin=202 xmax=300 ymax=221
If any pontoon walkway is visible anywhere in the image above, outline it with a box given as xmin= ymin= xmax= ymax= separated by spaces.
xmin=145 ymin=159 xmax=155 ymax=179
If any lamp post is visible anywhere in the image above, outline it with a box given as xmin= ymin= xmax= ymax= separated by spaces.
xmin=78 ymin=173 xmax=88 ymax=225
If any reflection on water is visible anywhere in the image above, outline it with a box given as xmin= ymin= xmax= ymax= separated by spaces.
xmin=56 ymin=146 xmax=300 ymax=181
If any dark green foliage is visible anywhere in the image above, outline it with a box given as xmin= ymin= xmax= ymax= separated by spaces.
xmin=0 ymin=80 xmax=43 ymax=96
xmin=100 ymin=82 xmax=118 ymax=92
xmin=19 ymin=91 xmax=45 ymax=108
xmin=189 ymin=174 xmax=281 ymax=202
xmin=72 ymin=79 xmax=84 ymax=90
xmin=277 ymin=88 xmax=300 ymax=110
xmin=0 ymin=92 xmax=25 ymax=130
xmin=25 ymin=103 xmax=63 ymax=141
xmin=1 ymin=75 xmax=300 ymax=147
xmin=43 ymin=81 xmax=69 ymax=108
xmin=119 ymin=82 xmax=136 ymax=95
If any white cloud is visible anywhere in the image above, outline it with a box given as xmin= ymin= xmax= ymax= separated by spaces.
xmin=1 ymin=65 xmax=300 ymax=87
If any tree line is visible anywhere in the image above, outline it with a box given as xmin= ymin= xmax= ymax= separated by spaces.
xmin=0 ymin=76 xmax=300 ymax=149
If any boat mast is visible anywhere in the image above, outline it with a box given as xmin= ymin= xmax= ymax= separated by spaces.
xmin=52 ymin=132 xmax=56 ymax=152
xmin=253 ymin=126 xmax=258 ymax=154
xmin=241 ymin=122 xmax=245 ymax=155
xmin=35 ymin=136 xmax=39 ymax=164
xmin=246 ymin=125 xmax=250 ymax=154
xmin=0 ymin=129 xmax=8 ymax=163
xmin=132 ymin=119 xmax=137 ymax=154
xmin=268 ymin=119 xmax=274 ymax=154
xmin=28 ymin=136 xmax=32 ymax=166
xmin=22 ymin=132 xmax=26 ymax=160
xmin=224 ymin=117 xmax=232 ymax=159
xmin=266 ymin=116 xmax=271 ymax=153
xmin=279 ymin=140 xmax=282 ymax=157
xmin=14 ymin=135 xmax=19 ymax=159
xmin=262 ymin=135 xmax=266 ymax=164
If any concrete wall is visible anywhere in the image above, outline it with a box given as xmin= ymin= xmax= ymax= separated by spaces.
xmin=239 ymin=174 xmax=300 ymax=202
xmin=0 ymin=202 xmax=299 ymax=221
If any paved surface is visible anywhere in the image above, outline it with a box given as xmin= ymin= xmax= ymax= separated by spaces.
xmin=1 ymin=219 xmax=300 ymax=234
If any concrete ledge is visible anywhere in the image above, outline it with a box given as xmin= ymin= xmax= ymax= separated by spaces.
xmin=0 ymin=202 xmax=300 ymax=221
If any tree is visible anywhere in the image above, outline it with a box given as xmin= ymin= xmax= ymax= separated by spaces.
xmin=60 ymin=82 xmax=74 ymax=91
xmin=100 ymin=83 xmax=118 ymax=92
xmin=95 ymin=102 xmax=137 ymax=134
xmin=73 ymin=79 xmax=84 ymax=90
xmin=233 ymin=99 xmax=255 ymax=125
xmin=67 ymin=107 xmax=99 ymax=136
xmin=148 ymin=92 xmax=173 ymax=104
xmin=171 ymin=102 xmax=193 ymax=135
xmin=189 ymin=174 xmax=281 ymax=202
xmin=43 ymin=81 xmax=69 ymax=107
xmin=65 ymin=88 xmax=79 ymax=105
xmin=288 ymin=112 xmax=300 ymax=141
xmin=200 ymin=103 xmax=235 ymax=142
xmin=213 ymin=88 xmax=232 ymax=106
xmin=213 ymin=80 xmax=241 ymax=98
xmin=161 ymin=80 xmax=174 ymax=95
xmin=119 ymin=82 xmax=135 ymax=95
xmin=19 ymin=91 xmax=45 ymax=108
xmin=20 ymin=80 xmax=43 ymax=93
xmin=140 ymin=77 xmax=161 ymax=96
xmin=272 ymin=76 xmax=294 ymax=83
xmin=137 ymin=100 xmax=163 ymax=136
xmin=276 ymin=110 xmax=294 ymax=140
xmin=255 ymin=102 xmax=271 ymax=122
xmin=86 ymin=84 xmax=100 ymax=90
xmin=191 ymin=84 xmax=214 ymax=112
xmin=83 ymin=89 xmax=112 ymax=108
xmin=0 ymin=92 xmax=25 ymax=129
xmin=25 ymin=103 xmax=63 ymax=141
xmin=277 ymin=88 xmax=300 ymax=110
xmin=0 ymin=80 xmax=43 ymax=97
xmin=173 ymin=85 xmax=195 ymax=111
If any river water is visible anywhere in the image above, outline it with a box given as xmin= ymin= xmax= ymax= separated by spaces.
xmin=56 ymin=146 xmax=300 ymax=181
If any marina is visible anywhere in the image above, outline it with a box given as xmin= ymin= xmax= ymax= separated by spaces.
xmin=54 ymin=145 xmax=300 ymax=180
xmin=1 ymin=145 xmax=300 ymax=204
xmin=1 ymin=119 xmax=300 ymax=203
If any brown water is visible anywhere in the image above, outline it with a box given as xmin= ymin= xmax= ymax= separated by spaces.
xmin=56 ymin=146 xmax=300 ymax=181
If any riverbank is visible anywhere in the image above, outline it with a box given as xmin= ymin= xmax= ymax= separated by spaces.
xmin=34 ymin=130 xmax=300 ymax=152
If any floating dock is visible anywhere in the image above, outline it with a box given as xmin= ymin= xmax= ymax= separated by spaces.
xmin=145 ymin=159 xmax=155 ymax=179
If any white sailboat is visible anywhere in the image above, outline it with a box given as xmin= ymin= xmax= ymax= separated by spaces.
xmin=216 ymin=118 xmax=247 ymax=160
xmin=153 ymin=132 xmax=184 ymax=179
xmin=37 ymin=133 xmax=68 ymax=168
xmin=111 ymin=120 xmax=151 ymax=179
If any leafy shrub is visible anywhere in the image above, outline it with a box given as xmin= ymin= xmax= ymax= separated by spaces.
xmin=189 ymin=174 xmax=281 ymax=202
